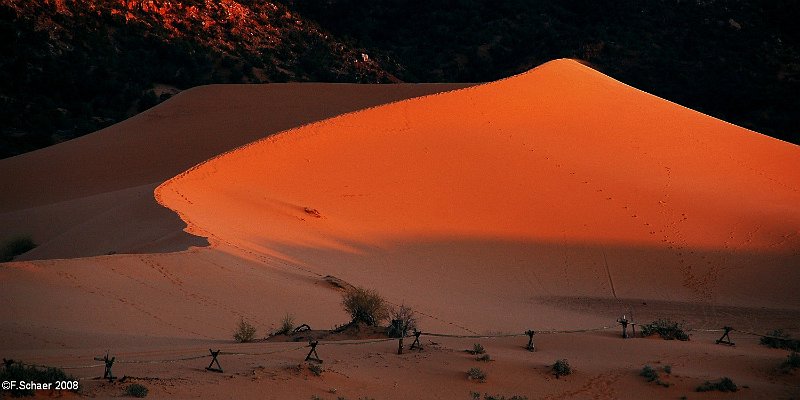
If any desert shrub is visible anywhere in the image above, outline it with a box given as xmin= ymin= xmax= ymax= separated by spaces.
xmin=342 ymin=286 xmax=389 ymax=326
xmin=387 ymin=304 xmax=417 ymax=337
xmin=277 ymin=313 xmax=295 ymax=335
xmin=552 ymin=359 xmax=572 ymax=378
xmin=476 ymin=353 xmax=491 ymax=362
xmin=308 ymin=363 xmax=323 ymax=376
xmin=640 ymin=365 xmax=658 ymax=382
xmin=125 ymin=383 xmax=149 ymax=397
xmin=696 ymin=377 xmax=738 ymax=392
xmin=663 ymin=365 xmax=672 ymax=374
xmin=468 ymin=343 xmax=486 ymax=355
xmin=640 ymin=365 xmax=670 ymax=387
xmin=481 ymin=394 xmax=528 ymax=400
xmin=1 ymin=235 xmax=36 ymax=262
xmin=467 ymin=367 xmax=487 ymax=382
xmin=780 ymin=352 xmax=800 ymax=373
xmin=640 ymin=319 xmax=689 ymax=341
xmin=760 ymin=330 xmax=800 ymax=351
xmin=233 ymin=318 xmax=257 ymax=343
xmin=0 ymin=361 xmax=75 ymax=396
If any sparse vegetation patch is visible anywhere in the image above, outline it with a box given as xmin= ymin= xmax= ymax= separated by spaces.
xmin=125 ymin=383 xmax=149 ymax=398
xmin=276 ymin=313 xmax=295 ymax=335
xmin=467 ymin=367 xmax=487 ymax=382
xmin=387 ymin=304 xmax=417 ymax=338
xmin=780 ymin=352 xmax=800 ymax=373
xmin=696 ymin=377 xmax=738 ymax=392
xmin=342 ymin=286 xmax=389 ymax=326
xmin=0 ymin=361 xmax=76 ymax=397
xmin=308 ymin=363 xmax=324 ymax=376
xmin=552 ymin=359 xmax=572 ymax=378
xmin=640 ymin=319 xmax=689 ymax=341
xmin=233 ymin=318 xmax=257 ymax=343
xmin=640 ymin=365 xmax=670 ymax=387
xmin=760 ymin=330 xmax=800 ymax=351
xmin=467 ymin=343 xmax=486 ymax=355
xmin=471 ymin=393 xmax=528 ymax=400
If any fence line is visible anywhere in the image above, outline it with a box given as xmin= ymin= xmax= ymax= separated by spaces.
xmin=6 ymin=322 xmax=797 ymax=378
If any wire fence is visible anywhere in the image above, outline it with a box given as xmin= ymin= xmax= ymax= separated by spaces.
xmin=4 ymin=322 xmax=797 ymax=380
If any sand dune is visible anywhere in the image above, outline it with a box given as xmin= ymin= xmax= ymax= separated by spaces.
xmin=2 ymin=59 xmax=799 ymax=398
xmin=158 ymin=59 xmax=800 ymax=318
xmin=0 ymin=83 xmax=470 ymax=259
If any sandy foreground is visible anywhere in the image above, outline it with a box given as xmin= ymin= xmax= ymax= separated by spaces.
xmin=1 ymin=60 xmax=799 ymax=399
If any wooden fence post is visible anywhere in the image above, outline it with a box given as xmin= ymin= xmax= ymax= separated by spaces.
xmin=526 ymin=330 xmax=536 ymax=351
xmin=410 ymin=330 xmax=423 ymax=351
xmin=305 ymin=340 xmax=322 ymax=363
xmin=617 ymin=316 xmax=630 ymax=339
xmin=715 ymin=326 xmax=735 ymax=346
xmin=205 ymin=349 xmax=223 ymax=373
xmin=93 ymin=353 xmax=116 ymax=382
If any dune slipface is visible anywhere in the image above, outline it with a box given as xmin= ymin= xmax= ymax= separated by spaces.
xmin=0 ymin=83 xmax=470 ymax=259
xmin=158 ymin=59 xmax=800 ymax=332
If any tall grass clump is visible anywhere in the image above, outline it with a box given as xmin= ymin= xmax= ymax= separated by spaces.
xmin=276 ymin=313 xmax=295 ymax=335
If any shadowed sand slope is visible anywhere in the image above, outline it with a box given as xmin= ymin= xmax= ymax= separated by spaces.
xmin=0 ymin=83 xmax=470 ymax=259
xmin=159 ymin=59 xmax=800 ymax=311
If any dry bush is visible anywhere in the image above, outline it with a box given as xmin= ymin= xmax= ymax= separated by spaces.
xmin=342 ymin=286 xmax=389 ymax=326
xmin=233 ymin=318 xmax=257 ymax=343
xmin=387 ymin=304 xmax=417 ymax=337
xmin=552 ymin=359 xmax=572 ymax=378
xmin=467 ymin=367 xmax=487 ymax=382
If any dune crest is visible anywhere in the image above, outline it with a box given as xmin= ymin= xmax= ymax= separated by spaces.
xmin=158 ymin=58 xmax=800 ymax=310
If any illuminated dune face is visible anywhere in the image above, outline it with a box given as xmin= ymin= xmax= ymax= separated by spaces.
xmin=158 ymin=59 xmax=800 ymax=312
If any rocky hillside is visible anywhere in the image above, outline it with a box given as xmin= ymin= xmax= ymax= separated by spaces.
xmin=0 ymin=0 xmax=394 ymax=158
xmin=2 ymin=0 xmax=798 ymax=158
xmin=290 ymin=0 xmax=799 ymax=145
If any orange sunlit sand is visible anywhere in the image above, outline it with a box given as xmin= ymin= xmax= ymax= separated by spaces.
xmin=1 ymin=59 xmax=798 ymax=398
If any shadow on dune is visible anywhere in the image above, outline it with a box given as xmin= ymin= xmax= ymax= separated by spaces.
xmin=249 ymin=236 xmax=800 ymax=332
xmin=2 ymin=183 xmax=208 ymax=261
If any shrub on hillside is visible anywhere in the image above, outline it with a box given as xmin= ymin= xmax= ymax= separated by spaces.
xmin=696 ymin=377 xmax=737 ymax=392
xmin=307 ymin=363 xmax=323 ymax=376
xmin=342 ymin=286 xmax=389 ymax=326
xmin=125 ymin=383 xmax=149 ymax=397
xmin=780 ymin=352 xmax=800 ymax=373
xmin=276 ymin=313 xmax=295 ymax=335
xmin=0 ymin=361 xmax=75 ymax=397
xmin=640 ymin=319 xmax=689 ymax=341
xmin=760 ymin=329 xmax=800 ymax=351
xmin=640 ymin=365 xmax=670 ymax=387
xmin=552 ymin=359 xmax=572 ymax=378
xmin=387 ymin=304 xmax=417 ymax=337
xmin=467 ymin=367 xmax=487 ymax=382
xmin=467 ymin=343 xmax=486 ymax=355
xmin=233 ymin=318 xmax=257 ymax=343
